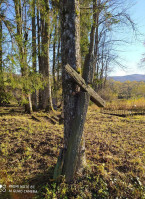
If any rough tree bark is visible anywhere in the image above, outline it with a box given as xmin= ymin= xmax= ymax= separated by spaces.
xmin=54 ymin=0 xmax=90 ymax=182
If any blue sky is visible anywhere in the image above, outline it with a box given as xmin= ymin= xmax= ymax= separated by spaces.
xmin=110 ymin=0 xmax=145 ymax=76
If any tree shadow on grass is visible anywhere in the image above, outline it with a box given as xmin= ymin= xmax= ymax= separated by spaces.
xmin=0 ymin=166 xmax=55 ymax=199
xmin=29 ymin=166 xmax=55 ymax=186
xmin=28 ymin=166 xmax=55 ymax=199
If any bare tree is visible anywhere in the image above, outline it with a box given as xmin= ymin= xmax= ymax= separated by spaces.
xmin=85 ymin=0 xmax=136 ymax=90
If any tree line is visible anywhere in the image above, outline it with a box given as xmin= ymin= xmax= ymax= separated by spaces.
xmin=99 ymin=80 xmax=145 ymax=101
xmin=0 ymin=0 xmax=135 ymax=113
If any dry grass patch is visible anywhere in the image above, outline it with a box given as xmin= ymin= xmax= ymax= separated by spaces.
xmin=0 ymin=105 xmax=144 ymax=198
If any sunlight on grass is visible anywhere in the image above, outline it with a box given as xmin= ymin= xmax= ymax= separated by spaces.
xmin=0 ymin=105 xmax=145 ymax=198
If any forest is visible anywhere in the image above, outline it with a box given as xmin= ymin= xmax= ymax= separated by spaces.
xmin=0 ymin=0 xmax=145 ymax=198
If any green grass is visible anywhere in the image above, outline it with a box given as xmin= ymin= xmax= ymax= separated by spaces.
xmin=0 ymin=105 xmax=145 ymax=199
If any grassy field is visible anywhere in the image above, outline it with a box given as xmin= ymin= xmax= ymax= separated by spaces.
xmin=0 ymin=105 xmax=145 ymax=199
xmin=104 ymin=98 xmax=145 ymax=111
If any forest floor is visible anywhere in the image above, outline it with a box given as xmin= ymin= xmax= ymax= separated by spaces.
xmin=0 ymin=105 xmax=145 ymax=199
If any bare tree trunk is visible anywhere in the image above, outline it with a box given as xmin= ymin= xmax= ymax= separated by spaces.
xmin=82 ymin=0 xmax=98 ymax=84
xmin=104 ymin=60 xmax=108 ymax=87
xmin=94 ymin=0 xmax=100 ymax=90
xmin=52 ymin=29 xmax=57 ymax=108
xmin=38 ymin=0 xmax=53 ymax=111
xmin=37 ymin=5 xmax=43 ymax=109
xmin=28 ymin=93 xmax=33 ymax=113
xmin=53 ymin=26 xmax=56 ymax=90
xmin=54 ymin=0 xmax=89 ymax=182
xmin=100 ymin=47 xmax=104 ymax=89
xmin=39 ymin=14 xmax=45 ymax=109
xmin=0 ymin=13 xmax=4 ymax=106
xmin=25 ymin=93 xmax=32 ymax=114
xmin=43 ymin=10 xmax=53 ymax=111
xmin=0 ymin=16 xmax=2 ymax=73
xmin=37 ymin=0 xmax=41 ymax=73
xmin=57 ymin=38 xmax=61 ymax=83
xmin=32 ymin=0 xmax=37 ymax=110
xmin=24 ymin=1 xmax=33 ymax=113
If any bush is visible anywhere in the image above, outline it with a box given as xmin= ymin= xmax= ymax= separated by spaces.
xmin=0 ymin=90 xmax=11 ymax=105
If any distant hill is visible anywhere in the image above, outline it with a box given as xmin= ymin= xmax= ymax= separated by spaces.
xmin=109 ymin=74 xmax=145 ymax=82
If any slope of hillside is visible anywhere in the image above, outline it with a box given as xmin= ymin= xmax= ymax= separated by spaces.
xmin=109 ymin=74 xmax=145 ymax=82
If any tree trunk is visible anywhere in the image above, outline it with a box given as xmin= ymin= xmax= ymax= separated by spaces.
xmin=65 ymin=64 xmax=105 ymax=107
xmin=38 ymin=1 xmax=53 ymax=111
xmin=28 ymin=93 xmax=33 ymax=114
xmin=57 ymin=37 xmax=61 ymax=83
xmin=0 ymin=13 xmax=4 ymax=106
xmin=43 ymin=17 xmax=53 ymax=111
xmin=53 ymin=27 xmax=56 ymax=90
xmin=32 ymin=0 xmax=37 ymax=110
xmin=82 ymin=0 xmax=98 ymax=84
xmin=39 ymin=14 xmax=45 ymax=109
xmin=37 ymin=5 xmax=43 ymax=109
xmin=54 ymin=0 xmax=89 ymax=182
xmin=25 ymin=93 xmax=33 ymax=114
xmin=0 ymin=16 xmax=2 ymax=73
xmin=37 ymin=3 xmax=41 ymax=73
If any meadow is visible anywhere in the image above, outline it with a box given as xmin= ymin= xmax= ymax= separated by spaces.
xmin=0 ymin=104 xmax=145 ymax=199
